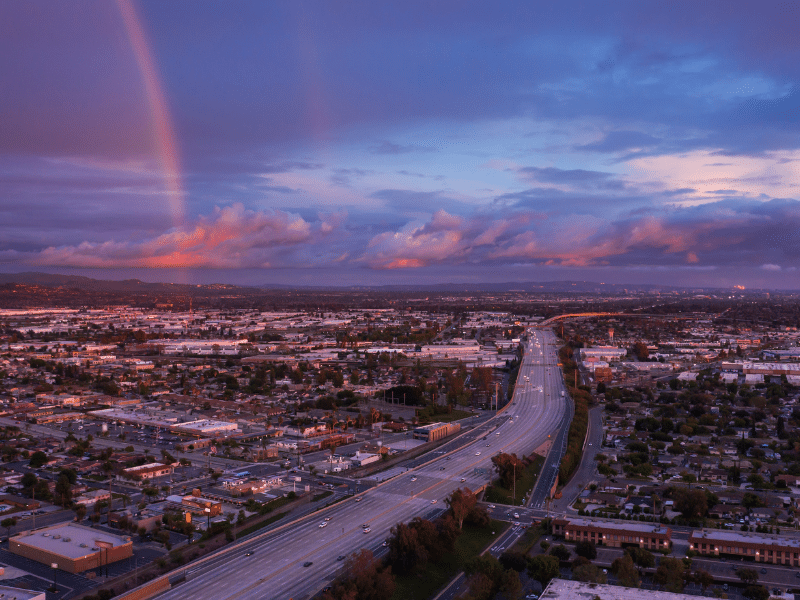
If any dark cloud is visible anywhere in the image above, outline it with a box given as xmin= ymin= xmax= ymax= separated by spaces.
xmin=517 ymin=167 xmax=626 ymax=191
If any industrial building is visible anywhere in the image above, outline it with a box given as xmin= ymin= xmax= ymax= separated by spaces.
xmin=10 ymin=523 xmax=133 ymax=574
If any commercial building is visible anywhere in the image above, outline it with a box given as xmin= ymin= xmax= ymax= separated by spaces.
xmin=0 ymin=586 xmax=45 ymax=600
xmin=689 ymin=529 xmax=800 ymax=566
xmin=579 ymin=346 xmax=627 ymax=361
xmin=10 ymin=523 xmax=133 ymax=574
xmin=552 ymin=517 xmax=672 ymax=552
xmin=117 ymin=462 xmax=173 ymax=484
xmin=412 ymin=422 xmax=461 ymax=442
xmin=542 ymin=579 xmax=703 ymax=600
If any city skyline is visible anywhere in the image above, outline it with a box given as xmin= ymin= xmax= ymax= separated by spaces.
xmin=2 ymin=1 xmax=800 ymax=289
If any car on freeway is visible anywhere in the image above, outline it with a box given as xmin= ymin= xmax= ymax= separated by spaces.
xmin=431 ymin=499 xmax=437 ymax=504
xmin=303 ymin=561 xmax=313 ymax=567
xmin=337 ymin=555 xmax=346 ymax=561
xmin=363 ymin=527 xmax=371 ymax=533
xmin=488 ymin=504 xmax=496 ymax=509
xmin=324 ymin=516 xmax=332 ymax=521
xmin=411 ymin=476 xmax=417 ymax=481
xmin=382 ymin=541 xmax=389 ymax=547
xmin=460 ymin=477 xmax=466 ymax=482
xmin=355 ymin=497 xmax=362 ymax=502
xmin=475 ymin=452 xmax=481 ymax=456
xmin=319 ymin=522 xmax=328 ymax=528
xmin=514 ymin=513 xmax=519 ymax=519
xmin=245 ymin=552 xmax=253 ymax=556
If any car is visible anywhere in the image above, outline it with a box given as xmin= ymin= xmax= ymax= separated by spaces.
xmin=324 ymin=517 xmax=332 ymax=521
xmin=382 ymin=541 xmax=389 ymax=547
xmin=355 ymin=497 xmax=362 ymax=502
xmin=761 ymin=568 xmax=767 ymax=574
xmin=319 ymin=522 xmax=328 ymax=528
xmin=337 ymin=555 xmax=346 ymax=561
xmin=486 ymin=443 xmax=491 ymax=447
xmin=431 ymin=499 xmax=437 ymax=504
xmin=496 ymin=432 xmax=500 ymax=435
xmin=411 ymin=476 xmax=417 ymax=481
xmin=602 ymin=569 xmax=608 ymax=575
xmin=362 ymin=523 xmax=370 ymax=528
xmin=488 ymin=504 xmax=496 ymax=509
xmin=475 ymin=452 xmax=481 ymax=456
xmin=514 ymin=513 xmax=519 ymax=519
xmin=460 ymin=478 xmax=466 ymax=482
xmin=303 ymin=561 xmax=313 ymax=567
xmin=245 ymin=552 xmax=253 ymax=556
xmin=722 ymin=584 xmax=728 ymax=591
xmin=440 ymin=466 xmax=446 ymax=470
xmin=363 ymin=528 xmax=371 ymax=533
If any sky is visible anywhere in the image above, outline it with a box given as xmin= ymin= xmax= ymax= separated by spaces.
xmin=2 ymin=0 xmax=800 ymax=289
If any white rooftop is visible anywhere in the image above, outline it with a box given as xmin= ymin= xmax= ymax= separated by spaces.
xmin=542 ymin=579 xmax=706 ymax=600
xmin=13 ymin=523 xmax=130 ymax=559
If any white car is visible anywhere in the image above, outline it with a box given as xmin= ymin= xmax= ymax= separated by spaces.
xmin=363 ymin=527 xmax=371 ymax=533
xmin=319 ymin=522 xmax=328 ymax=528
xmin=475 ymin=452 xmax=481 ymax=456
xmin=431 ymin=499 xmax=437 ymax=504
xmin=410 ymin=476 xmax=417 ymax=481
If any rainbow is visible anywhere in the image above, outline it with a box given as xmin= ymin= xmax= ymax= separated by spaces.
xmin=116 ymin=0 xmax=185 ymax=229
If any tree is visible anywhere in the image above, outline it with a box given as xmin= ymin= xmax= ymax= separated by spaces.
xmin=673 ymin=488 xmax=707 ymax=519
xmin=575 ymin=540 xmax=597 ymax=560
xmin=387 ymin=521 xmax=427 ymax=575
xmin=625 ymin=547 xmax=655 ymax=570
xmin=1 ymin=517 xmax=16 ymax=540
xmin=527 ymin=555 xmax=560 ymax=586
xmin=742 ymin=585 xmax=769 ymax=600
xmin=572 ymin=560 xmax=606 ymax=584
xmin=491 ymin=453 xmax=524 ymax=489
xmin=323 ymin=549 xmax=394 ymax=600
xmin=611 ymin=554 xmax=640 ymax=588
xmin=693 ymin=569 xmax=714 ymax=591
xmin=500 ymin=568 xmax=522 ymax=600
xmin=653 ymin=557 xmax=685 ymax=592
xmin=499 ymin=551 xmax=528 ymax=572
xmin=29 ymin=451 xmax=48 ymax=468
xmin=54 ymin=474 xmax=73 ymax=508
xmin=737 ymin=568 xmax=759 ymax=585
xmin=446 ymin=487 xmax=477 ymax=529
xmin=549 ymin=544 xmax=571 ymax=562
xmin=75 ymin=505 xmax=87 ymax=523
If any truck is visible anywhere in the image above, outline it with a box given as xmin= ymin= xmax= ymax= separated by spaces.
xmin=561 ymin=391 xmax=565 ymax=397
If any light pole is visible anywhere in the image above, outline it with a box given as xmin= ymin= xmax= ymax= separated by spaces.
xmin=51 ymin=562 xmax=58 ymax=592
xmin=205 ymin=507 xmax=211 ymax=531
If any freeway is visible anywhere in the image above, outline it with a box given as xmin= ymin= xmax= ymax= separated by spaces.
xmin=153 ymin=329 xmax=570 ymax=600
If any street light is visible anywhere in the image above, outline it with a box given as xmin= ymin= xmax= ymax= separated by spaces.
xmin=205 ymin=507 xmax=211 ymax=531
xmin=51 ymin=562 xmax=58 ymax=592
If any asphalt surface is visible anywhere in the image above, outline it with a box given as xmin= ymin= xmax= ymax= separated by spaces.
xmin=150 ymin=329 xmax=570 ymax=600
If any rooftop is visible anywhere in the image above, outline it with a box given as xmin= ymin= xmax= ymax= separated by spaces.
xmin=12 ymin=523 xmax=131 ymax=559
xmin=690 ymin=528 xmax=800 ymax=548
xmin=542 ymin=579 xmax=708 ymax=600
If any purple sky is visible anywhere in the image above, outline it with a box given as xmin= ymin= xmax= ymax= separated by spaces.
xmin=2 ymin=1 xmax=800 ymax=288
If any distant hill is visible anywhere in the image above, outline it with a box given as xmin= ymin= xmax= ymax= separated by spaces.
xmin=0 ymin=271 xmax=780 ymax=294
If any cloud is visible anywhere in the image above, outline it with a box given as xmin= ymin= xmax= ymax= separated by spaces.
xmin=369 ymin=141 xmax=437 ymax=155
xmin=517 ymin=166 xmax=626 ymax=191
xmin=577 ymin=130 xmax=662 ymax=153
xmin=3 ymin=203 xmax=347 ymax=269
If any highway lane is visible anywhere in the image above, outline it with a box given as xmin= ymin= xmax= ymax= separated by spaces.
xmin=155 ymin=329 xmax=569 ymax=600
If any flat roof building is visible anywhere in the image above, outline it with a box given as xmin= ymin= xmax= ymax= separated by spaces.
xmin=553 ymin=517 xmax=672 ymax=552
xmin=10 ymin=523 xmax=133 ymax=574
xmin=542 ymin=579 xmax=705 ymax=600
xmin=689 ymin=529 xmax=800 ymax=566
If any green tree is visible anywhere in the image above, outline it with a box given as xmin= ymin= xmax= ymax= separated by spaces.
xmin=653 ymin=557 xmax=686 ymax=592
xmin=549 ymin=544 xmax=571 ymax=561
xmin=575 ymin=540 xmax=597 ymax=560
xmin=737 ymin=568 xmax=759 ymax=585
xmin=1 ymin=517 xmax=16 ymax=540
xmin=29 ymin=451 xmax=48 ymax=468
xmin=527 ymin=555 xmax=560 ymax=586
xmin=611 ymin=553 xmax=640 ymax=588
